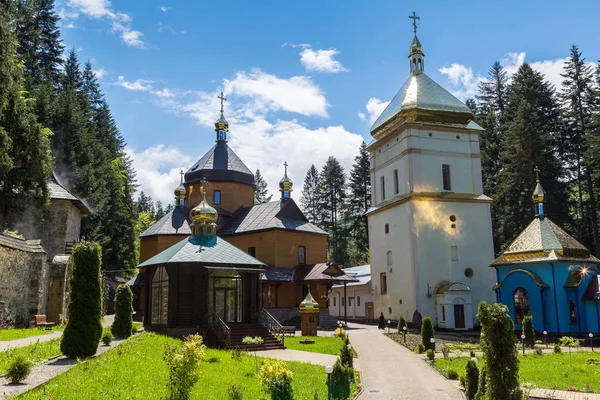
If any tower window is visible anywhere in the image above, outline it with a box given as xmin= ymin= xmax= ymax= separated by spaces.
xmin=213 ymin=190 xmax=221 ymax=205
xmin=393 ymin=169 xmax=399 ymax=194
xmin=513 ymin=288 xmax=529 ymax=324
xmin=569 ymin=301 xmax=577 ymax=324
xmin=333 ymin=297 xmax=336 ymax=307
xmin=381 ymin=176 xmax=386 ymax=200
xmin=248 ymin=247 xmax=256 ymax=257
xmin=385 ymin=223 xmax=389 ymax=234
xmin=298 ymin=246 xmax=306 ymax=264
xmin=442 ymin=164 xmax=451 ymax=191
xmin=387 ymin=251 xmax=393 ymax=266
xmin=380 ymin=273 xmax=387 ymax=294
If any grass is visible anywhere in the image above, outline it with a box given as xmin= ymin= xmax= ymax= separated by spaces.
xmin=284 ymin=336 xmax=347 ymax=355
xmin=19 ymin=332 xmax=358 ymax=399
xmin=0 ymin=326 xmax=63 ymax=341
xmin=0 ymin=339 xmax=62 ymax=374
xmin=435 ymin=352 xmax=600 ymax=392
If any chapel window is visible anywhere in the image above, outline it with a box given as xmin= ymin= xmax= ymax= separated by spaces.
xmin=568 ymin=301 xmax=577 ymax=324
xmin=381 ymin=176 xmax=386 ymax=200
xmin=387 ymin=251 xmax=393 ymax=266
xmin=214 ymin=190 xmax=221 ymax=205
xmin=248 ymin=247 xmax=256 ymax=257
xmin=380 ymin=272 xmax=387 ymax=294
xmin=385 ymin=223 xmax=389 ymax=234
xmin=151 ymin=265 xmax=169 ymax=325
xmin=298 ymin=246 xmax=306 ymax=264
xmin=513 ymin=287 xmax=529 ymax=325
xmin=357 ymin=296 xmax=361 ymax=306
xmin=333 ymin=297 xmax=336 ymax=307
xmin=393 ymin=169 xmax=399 ymax=194
xmin=441 ymin=305 xmax=446 ymax=322
xmin=442 ymin=164 xmax=451 ymax=191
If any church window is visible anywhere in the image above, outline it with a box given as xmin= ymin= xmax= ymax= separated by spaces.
xmin=214 ymin=190 xmax=221 ymax=205
xmin=151 ymin=265 xmax=169 ymax=325
xmin=349 ymin=298 xmax=352 ymax=306
xmin=333 ymin=297 xmax=336 ymax=307
xmin=385 ymin=224 xmax=389 ymax=234
xmin=569 ymin=301 xmax=577 ymax=324
xmin=442 ymin=164 xmax=451 ymax=191
xmin=357 ymin=296 xmax=361 ymax=306
xmin=387 ymin=251 xmax=393 ymax=266
xmin=450 ymin=246 xmax=459 ymax=261
xmin=418 ymin=58 xmax=422 ymax=71
xmin=513 ymin=288 xmax=529 ymax=324
xmin=381 ymin=176 xmax=386 ymax=200
xmin=380 ymin=273 xmax=387 ymax=294
xmin=298 ymin=246 xmax=306 ymax=264
xmin=248 ymin=247 xmax=256 ymax=257
xmin=441 ymin=305 xmax=446 ymax=322
xmin=464 ymin=268 xmax=474 ymax=278
xmin=393 ymin=169 xmax=399 ymax=194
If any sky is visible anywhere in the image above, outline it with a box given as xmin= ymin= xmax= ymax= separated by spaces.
xmin=55 ymin=0 xmax=600 ymax=205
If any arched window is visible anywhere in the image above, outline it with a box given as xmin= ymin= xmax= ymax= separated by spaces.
xmin=387 ymin=251 xmax=393 ymax=266
xmin=357 ymin=296 xmax=361 ymax=306
xmin=513 ymin=287 xmax=529 ymax=324
xmin=418 ymin=59 xmax=422 ymax=71
xmin=151 ymin=265 xmax=169 ymax=325
xmin=333 ymin=297 xmax=336 ymax=307
xmin=568 ymin=301 xmax=577 ymax=324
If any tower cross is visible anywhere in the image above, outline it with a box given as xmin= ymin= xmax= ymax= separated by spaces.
xmin=179 ymin=169 xmax=184 ymax=183
xmin=284 ymin=161 xmax=288 ymax=175
xmin=218 ymin=91 xmax=227 ymax=114
xmin=409 ymin=11 xmax=420 ymax=34
xmin=534 ymin=166 xmax=540 ymax=182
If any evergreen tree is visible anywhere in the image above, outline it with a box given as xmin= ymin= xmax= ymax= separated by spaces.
xmin=348 ymin=142 xmax=371 ymax=263
xmin=559 ymin=45 xmax=599 ymax=255
xmin=254 ymin=169 xmax=272 ymax=203
xmin=465 ymin=359 xmax=479 ymax=400
xmin=495 ymin=63 xmax=570 ymax=249
xmin=421 ymin=316 xmax=434 ymax=350
xmin=522 ymin=314 xmax=535 ymax=348
xmin=320 ymin=157 xmax=348 ymax=265
xmin=111 ymin=284 xmax=133 ymax=338
xmin=300 ymin=164 xmax=321 ymax=224
xmin=136 ymin=191 xmax=155 ymax=216
xmin=155 ymin=200 xmax=166 ymax=220
xmin=134 ymin=210 xmax=155 ymax=263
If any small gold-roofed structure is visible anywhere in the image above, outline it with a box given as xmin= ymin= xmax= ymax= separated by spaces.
xmin=300 ymin=286 xmax=319 ymax=336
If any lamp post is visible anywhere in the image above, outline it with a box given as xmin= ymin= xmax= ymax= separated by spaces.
xmin=590 ymin=333 xmax=594 ymax=352
xmin=521 ymin=334 xmax=526 ymax=355
xmin=387 ymin=320 xmax=391 ymax=334
xmin=543 ymin=331 xmax=548 ymax=348
xmin=471 ymin=357 xmax=478 ymax=363
xmin=430 ymin=337 xmax=436 ymax=352
xmin=402 ymin=325 xmax=407 ymax=344
xmin=325 ymin=365 xmax=333 ymax=400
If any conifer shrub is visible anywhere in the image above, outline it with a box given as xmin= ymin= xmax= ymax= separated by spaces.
xmin=421 ymin=317 xmax=434 ymax=350
xmin=101 ymin=329 xmax=113 ymax=346
xmin=414 ymin=343 xmax=425 ymax=354
xmin=330 ymin=359 xmax=351 ymax=400
xmin=553 ymin=342 xmax=562 ymax=353
xmin=446 ymin=369 xmax=459 ymax=380
xmin=6 ymin=355 xmax=33 ymax=383
xmin=397 ymin=315 xmax=407 ymax=334
xmin=426 ymin=348 xmax=435 ymax=361
xmin=477 ymin=302 xmax=522 ymax=400
xmin=339 ymin=336 xmax=353 ymax=369
xmin=111 ymin=284 xmax=133 ymax=338
xmin=474 ymin=367 xmax=487 ymax=400
xmin=257 ymin=359 xmax=293 ymax=400
xmin=464 ymin=359 xmax=479 ymax=400
xmin=60 ymin=241 xmax=103 ymax=358
xmin=164 ymin=334 xmax=206 ymax=400
xmin=522 ymin=314 xmax=535 ymax=348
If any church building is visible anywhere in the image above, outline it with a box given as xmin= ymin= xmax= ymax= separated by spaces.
xmin=492 ymin=177 xmax=600 ymax=334
xmin=366 ymin=15 xmax=496 ymax=330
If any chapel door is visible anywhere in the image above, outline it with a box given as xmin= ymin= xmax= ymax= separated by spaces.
xmin=213 ymin=276 xmax=242 ymax=323
xmin=365 ymin=302 xmax=374 ymax=322
xmin=454 ymin=304 xmax=465 ymax=329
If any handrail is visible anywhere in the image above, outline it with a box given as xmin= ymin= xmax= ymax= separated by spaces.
xmin=257 ymin=308 xmax=285 ymax=347
xmin=208 ymin=310 xmax=230 ymax=347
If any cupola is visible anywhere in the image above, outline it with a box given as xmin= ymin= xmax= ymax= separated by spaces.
xmin=532 ymin=167 xmax=545 ymax=218
xmin=279 ymin=161 xmax=293 ymax=200
xmin=299 ymin=287 xmax=319 ymax=312
xmin=408 ymin=12 xmax=424 ymax=75
xmin=174 ymin=170 xmax=187 ymax=207
xmin=189 ymin=181 xmax=218 ymax=235
xmin=215 ymin=91 xmax=229 ymax=143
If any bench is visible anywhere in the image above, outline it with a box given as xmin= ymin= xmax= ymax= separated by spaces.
xmin=32 ymin=315 xmax=55 ymax=328
xmin=283 ymin=326 xmax=296 ymax=336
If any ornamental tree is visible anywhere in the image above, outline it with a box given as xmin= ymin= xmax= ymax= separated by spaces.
xmin=421 ymin=317 xmax=434 ymax=350
xmin=111 ymin=284 xmax=133 ymax=338
xmin=522 ymin=314 xmax=535 ymax=348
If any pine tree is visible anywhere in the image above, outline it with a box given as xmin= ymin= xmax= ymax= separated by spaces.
xmin=348 ymin=142 xmax=371 ymax=263
xmin=320 ymin=157 xmax=347 ymax=265
xmin=254 ymin=169 xmax=272 ymax=203
xmin=559 ymin=45 xmax=600 ymax=255
xmin=300 ymin=164 xmax=321 ymax=224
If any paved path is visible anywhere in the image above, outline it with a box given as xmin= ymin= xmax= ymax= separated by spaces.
xmin=527 ymin=388 xmax=600 ymax=400
xmin=255 ymin=348 xmax=360 ymax=371
xmin=346 ymin=323 xmax=464 ymax=400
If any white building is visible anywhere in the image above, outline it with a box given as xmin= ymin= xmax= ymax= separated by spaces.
xmin=365 ymin=21 xmax=495 ymax=330
xmin=329 ymin=265 xmax=373 ymax=321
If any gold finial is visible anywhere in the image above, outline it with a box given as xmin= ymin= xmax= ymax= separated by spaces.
xmin=534 ymin=166 xmax=540 ymax=182
xmin=200 ymin=178 xmax=208 ymax=196
xmin=284 ymin=161 xmax=288 ymax=175
xmin=409 ymin=11 xmax=420 ymax=34
xmin=179 ymin=169 xmax=184 ymax=183
xmin=217 ymin=91 xmax=227 ymax=116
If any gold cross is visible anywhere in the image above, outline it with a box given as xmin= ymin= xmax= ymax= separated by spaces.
xmin=409 ymin=11 xmax=420 ymax=34
xmin=534 ymin=166 xmax=540 ymax=182
xmin=217 ymin=91 xmax=227 ymax=114
xmin=179 ymin=169 xmax=184 ymax=183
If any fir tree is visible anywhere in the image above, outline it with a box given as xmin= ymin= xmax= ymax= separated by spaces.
xmin=111 ymin=284 xmax=133 ymax=338
xmin=320 ymin=157 xmax=347 ymax=265
xmin=348 ymin=142 xmax=371 ymax=263
xmin=254 ymin=169 xmax=272 ymax=203
xmin=300 ymin=164 xmax=321 ymax=224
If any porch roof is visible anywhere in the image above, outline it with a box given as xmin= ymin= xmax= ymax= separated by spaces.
xmin=294 ymin=263 xmax=358 ymax=283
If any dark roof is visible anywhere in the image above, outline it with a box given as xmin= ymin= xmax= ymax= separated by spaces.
xmin=564 ymin=268 xmax=587 ymax=288
xmin=139 ymin=207 xmax=192 ymax=237
xmin=262 ymin=267 xmax=295 ymax=282
xmin=185 ymin=142 xmax=254 ymax=186
xmin=0 ymin=234 xmax=46 ymax=253
xmin=220 ymin=199 xmax=327 ymax=236
xmin=583 ymin=275 xmax=600 ymax=301
xmin=294 ymin=263 xmax=358 ymax=283
xmin=126 ymin=272 xmax=146 ymax=287
xmin=138 ymin=234 xmax=266 ymax=268
xmin=49 ymin=173 xmax=91 ymax=214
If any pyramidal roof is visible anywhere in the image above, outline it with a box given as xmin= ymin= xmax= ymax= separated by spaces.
xmin=184 ymin=142 xmax=254 ymax=185
xmin=371 ymin=72 xmax=473 ymax=132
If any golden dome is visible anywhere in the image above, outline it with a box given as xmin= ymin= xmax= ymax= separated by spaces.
xmin=189 ymin=189 xmax=218 ymax=235
xmin=299 ymin=289 xmax=319 ymax=312
xmin=174 ymin=182 xmax=186 ymax=197
xmin=409 ymin=35 xmax=423 ymax=55
xmin=279 ymin=173 xmax=293 ymax=191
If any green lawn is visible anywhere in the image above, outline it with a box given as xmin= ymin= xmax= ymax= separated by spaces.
xmin=435 ymin=352 xmax=600 ymax=393
xmin=0 ymin=339 xmax=62 ymax=374
xmin=0 ymin=326 xmax=62 ymax=341
xmin=19 ymin=332 xmax=358 ymax=400
xmin=284 ymin=336 xmax=347 ymax=355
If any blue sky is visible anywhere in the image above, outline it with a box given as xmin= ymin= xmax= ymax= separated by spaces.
xmin=56 ymin=0 xmax=600 ymax=204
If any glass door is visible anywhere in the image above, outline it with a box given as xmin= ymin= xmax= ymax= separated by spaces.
xmin=212 ymin=276 xmax=242 ymax=323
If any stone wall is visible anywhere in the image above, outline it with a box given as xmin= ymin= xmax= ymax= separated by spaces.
xmin=0 ymin=234 xmax=49 ymax=326
xmin=39 ymin=200 xmax=82 ymax=262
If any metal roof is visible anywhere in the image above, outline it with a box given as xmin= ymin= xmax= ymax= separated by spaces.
xmin=294 ymin=263 xmax=358 ymax=283
xmin=185 ymin=142 xmax=254 ymax=185
xmin=48 ymin=173 xmax=91 ymax=214
xmin=262 ymin=267 xmax=295 ymax=282
xmin=371 ymin=72 xmax=473 ymax=132
xmin=139 ymin=207 xmax=192 ymax=237
xmin=138 ymin=234 xmax=266 ymax=268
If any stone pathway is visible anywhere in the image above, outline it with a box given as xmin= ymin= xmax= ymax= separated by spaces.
xmin=526 ymin=388 xmax=600 ymax=400
xmin=255 ymin=348 xmax=360 ymax=371
xmin=346 ymin=322 xmax=464 ymax=400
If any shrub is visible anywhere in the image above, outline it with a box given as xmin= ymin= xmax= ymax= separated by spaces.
xmin=446 ymin=369 xmax=459 ymax=380
xmin=535 ymin=339 xmax=543 ymax=345
xmin=163 ymin=334 xmax=206 ymax=400
xmin=334 ymin=327 xmax=347 ymax=340
xmin=426 ymin=349 xmax=435 ymax=361
xmin=474 ymin=366 xmax=487 ymax=400
xmin=459 ymin=375 xmax=466 ymax=388
xmin=414 ymin=343 xmax=425 ymax=354
xmin=421 ymin=317 xmax=434 ymax=350
xmin=227 ymin=384 xmax=244 ymax=400
xmin=111 ymin=285 xmax=133 ymax=339
xmin=534 ymin=347 xmax=543 ymax=356
xmin=553 ymin=343 xmax=561 ymax=353
xmin=340 ymin=336 xmax=353 ymax=369
xmin=330 ymin=359 xmax=351 ymax=400
xmin=101 ymin=329 xmax=113 ymax=346
xmin=470 ymin=350 xmax=476 ymax=358
xmin=6 ymin=355 xmax=33 ymax=383
xmin=257 ymin=359 xmax=293 ymax=400
xmin=61 ymin=241 xmax=103 ymax=358
xmin=397 ymin=315 xmax=407 ymax=334
xmin=465 ymin=359 xmax=479 ymax=400
xmin=477 ymin=302 xmax=522 ymax=400
xmin=587 ymin=358 xmax=600 ymax=365
xmin=522 ymin=315 xmax=535 ymax=348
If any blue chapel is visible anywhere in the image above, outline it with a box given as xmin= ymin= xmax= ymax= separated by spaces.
xmin=491 ymin=177 xmax=600 ymax=335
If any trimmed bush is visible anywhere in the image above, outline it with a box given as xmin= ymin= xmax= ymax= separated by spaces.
xmin=553 ymin=343 xmax=562 ymax=353
xmin=6 ymin=355 xmax=33 ymax=383
xmin=60 ymin=241 xmax=103 ymax=358
xmin=477 ymin=302 xmax=522 ymax=400
xmin=464 ymin=359 xmax=479 ymax=400
xmin=414 ymin=343 xmax=425 ymax=354
xmin=101 ymin=329 xmax=113 ymax=346
xmin=339 ymin=336 xmax=353 ymax=369
xmin=446 ymin=369 xmax=459 ymax=380
xmin=111 ymin=285 xmax=133 ymax=338
xmin=164 ymin=334 xmax=206 ymax=400
xmin=330 ymin=359 xmax=351 ymax=400
xmin=522 ymin=314 xmax=535 ymax=348
xmin=426 ymin=349 xmax=435 ymax=361
xmin=257 ymin=359 xmax=293 ymax=400
xmin=474 ymin=367 xmax=487 ymax=400
xmin=534 ymin=347 xmax=543 ymax=356
xmin=421 ymin=317 xmax=434 ymax=350
xmin=397 ymin=315 xmax=407 ymax=334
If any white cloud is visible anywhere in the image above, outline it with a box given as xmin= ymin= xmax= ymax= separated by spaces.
xmin=438 ymin=64 xmax=482 ymax=100
xmin=299 ymin=48 xmax=348 ymax=73
xmin=58 ymin=8 xmax=79 ymax=19
xmin=125 ymin=145 xmax=192 ymax=205
xmin=364 ymin=97 xmax=390 ymax=125
xmin=115 ymin=76 xmax=153 ymax=91
xmin=93 ymin=68 xmax=108 ymax=79
xmin=65 ymin=22 xmax=78 ymax=29
xmin=160 ymin=6 xmax=170 ymax=12
xmin=121 ymin=30 xmax=144 ymax=48
xmin=357 ymin=112 xmax=366 ymax=120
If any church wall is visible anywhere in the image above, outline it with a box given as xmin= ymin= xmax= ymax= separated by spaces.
xmin=139 ymin=235 xmax=187 ymax=263
xmin=38 ymin=200 xmax=82 ymax=262
xmin=186 ymin=181 xmax=254 ymax=214
xmin=328 ymin=285 xmax=373 ymax=319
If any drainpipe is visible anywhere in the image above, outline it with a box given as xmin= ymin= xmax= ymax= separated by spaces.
xmin=551 ymin=263 xmax=560 ymax=335
xmin=344 ymin=282 xmax=347 ymax=326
